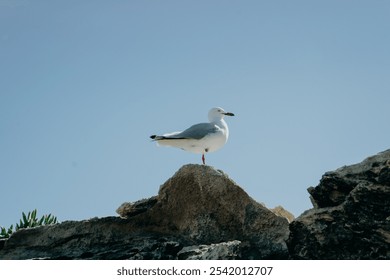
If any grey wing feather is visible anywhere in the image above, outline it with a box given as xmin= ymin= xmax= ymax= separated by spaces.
xmin=173 ymin=123 xmax=218 ymax=140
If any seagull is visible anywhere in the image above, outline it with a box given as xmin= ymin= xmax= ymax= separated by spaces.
xmin=150 ymin=107 xmax=234 ymax=164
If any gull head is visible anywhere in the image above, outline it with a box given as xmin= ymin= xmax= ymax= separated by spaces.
xmin=208 ymin=107 xmax=235 ymax=122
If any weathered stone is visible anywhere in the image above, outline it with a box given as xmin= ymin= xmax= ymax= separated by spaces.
xmin=121 ymin=164 xmax=290 ymax=259
xmin=116 ymin=196 xmax=158 ymax=218
xmin=0 ymin=217 xmax=188 ymax=260
xmin=270 ymin=206 xmax=295 ymax=223
xmin=177 ymin=240 xmax=242 ymax=260
xmin=308 ymin=150 xmax=390 ymax=208
xmin=288 ymin=150 xmax=390 ymax=259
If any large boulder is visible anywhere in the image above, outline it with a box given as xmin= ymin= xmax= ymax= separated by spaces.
xmin=117 ymin=164 xmax=290 ymax=259
xmin=288 ymin=150 xmax=390 ymax=259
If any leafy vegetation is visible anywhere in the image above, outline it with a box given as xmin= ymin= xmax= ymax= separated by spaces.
xmin=0 ymin=209 xmax=58 ymax=239
xmin=0 ymin=225 xmax=14 ymax=239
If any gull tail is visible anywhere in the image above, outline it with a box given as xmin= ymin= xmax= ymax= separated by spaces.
xmin=150 ymin=134 xmax=188 ymax=148
xmin=150 ymin=135 xmax=180 ymax=143
xmin=150 ymin=135 xmax=163 ymax=140
xmin=150 ymin=133 xmax=185 ymax=141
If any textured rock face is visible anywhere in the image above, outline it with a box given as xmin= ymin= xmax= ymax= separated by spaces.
xmin=118 ymin=164 xmax=290 ymax=259
xmin=177 ymin=240 xmax=242 ymax=260
xmin=0 ymin=217 xmax=186 ymax=260
xmin=270 ymin=206 xmax=295 ymax=223
xmin=288 ymin=150 xmax=390 ymax=259
xmin=0 ymin=164 xmax=289 ymax=260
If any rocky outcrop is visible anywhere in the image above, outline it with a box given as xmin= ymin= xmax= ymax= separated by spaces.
xmin=287 ymin=150 xmax=390 ymax=259
xmin=2 ymin=150 xmax=389 ymax=260
xmin=0 ymin=164 xmax=289 ymax=260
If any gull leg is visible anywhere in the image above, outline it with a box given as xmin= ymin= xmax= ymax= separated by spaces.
xmin=202 ymin=154 xmax=205 ymax=165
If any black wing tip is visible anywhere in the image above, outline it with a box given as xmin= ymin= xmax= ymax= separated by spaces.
xmin=150 ymin=135 xmax=187 ymax=140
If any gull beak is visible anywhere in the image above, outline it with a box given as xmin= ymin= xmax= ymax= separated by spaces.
xmin=224 ymin=112 xmax=235 ymax=116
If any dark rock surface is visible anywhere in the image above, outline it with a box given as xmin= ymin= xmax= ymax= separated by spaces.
xmin=0 ymin=217 xmax=187 ymax=260
xmin=287 ymin=149 xmax=390 ymax=259
xmin=0 ymin=164 xmax=289 ymax=260
xmin=177 ymin=240 xmax=242 ymax=260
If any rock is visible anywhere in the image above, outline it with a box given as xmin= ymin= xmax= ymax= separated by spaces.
xmin=0 ymin=164 xmax=289 ymax=260
xmin=177 ymin=240 xmax=242 ymax=260
xmin=0 ymin=239 xmax=6 ymax=250
xmin=116 ymin=196 xmax=158 ymax=218
xmin=119 ymin=164 xmax=290 ymax=259
xmin=0 ymin=217 xmax=187 ymax=260
xmin=308 ymin=150 xmax=390 ymax=208
xmin=288 ymin=149 xmax=390 ymax=259
xmin=270 ymin=206 xmax=295 ymax=223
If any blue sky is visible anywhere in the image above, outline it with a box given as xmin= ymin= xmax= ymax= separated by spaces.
xmin=1 ymin=0 xmax=389 ymax=227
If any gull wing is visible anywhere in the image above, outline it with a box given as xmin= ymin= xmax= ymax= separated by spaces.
xmin=163 ymin=123 xmax=218 ymax=140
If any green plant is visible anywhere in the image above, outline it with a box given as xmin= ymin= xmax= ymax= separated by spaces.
xmin=16 ymin=209 xmax=57 ymax=230
xmin=0 ymin=209 xmax=58 ymax=239
xmin=0 ymin=225 xmax=14 ymax=239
